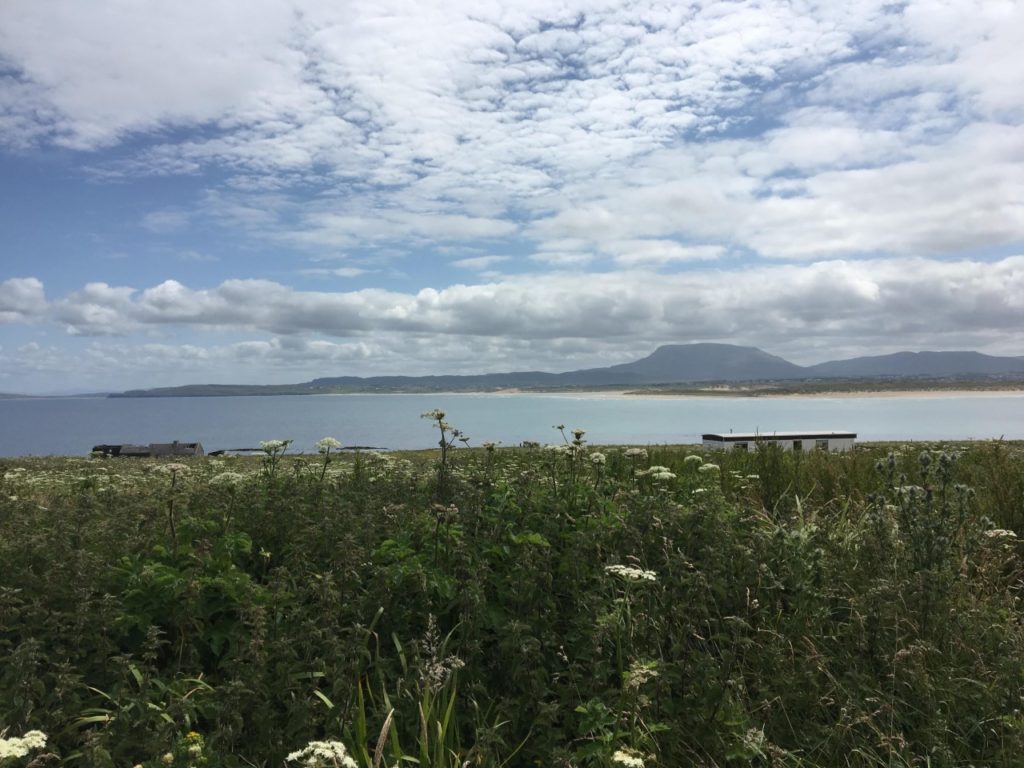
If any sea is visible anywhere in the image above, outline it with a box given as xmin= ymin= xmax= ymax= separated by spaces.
xmin=1 ymin=391 xmax=1023 ymax=458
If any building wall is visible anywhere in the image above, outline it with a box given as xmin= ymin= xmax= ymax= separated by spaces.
xmin=703 ymin=437 xmax=855 ymax=453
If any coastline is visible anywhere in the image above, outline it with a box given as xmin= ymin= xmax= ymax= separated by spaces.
xmin=466 ymin=387 xmax=1024 ymax=400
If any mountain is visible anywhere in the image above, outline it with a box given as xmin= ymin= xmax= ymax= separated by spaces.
xmin=109 ymin=344 xmax=1024 ymax=397
xmin=594 ymin=343 xmax=806 ymax=383
xmin=807 ymin=351 xmax=1024 ymax=378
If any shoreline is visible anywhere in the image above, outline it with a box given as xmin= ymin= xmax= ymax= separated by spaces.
xmin=438 ymin=387 xmax=1024 ymax=400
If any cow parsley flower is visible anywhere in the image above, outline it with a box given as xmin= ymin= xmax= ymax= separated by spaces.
xmin=285 ymin=740 xmax=357 ymax=768
xmin=210 ymin=471 xmax=246 ymax=486
xmin=611 ymin=748 xmax=645 ymax=767
xmin=644 ymin=466 xmax=675 ymax=481
xmin=590 ymin=452 xmax=607 ymax=466
xmin=157 ymin=463 xmax=189 ymax=474
xmin=684 ymin=454 xmax=703 ymax=466
xmin=605 ymin=564 xmax=657 ymax=583
xmin=316 ymin=437 xmax=342 ymax=453
xmin=698 ymin=463 xmax=720 ymax=474
xmin=624 ymin=448 xmax=648 ymax=459
xmin=984 ymin=528 xmax=1017 ymax=539
xmin=0 ymin=730 xmax=47 ymax=760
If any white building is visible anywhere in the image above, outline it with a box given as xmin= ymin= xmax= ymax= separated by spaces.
xmin=702 ymin=431 xmax=857 ymax=453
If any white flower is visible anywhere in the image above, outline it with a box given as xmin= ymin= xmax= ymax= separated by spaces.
xmin=316 ymin=437 xmax=342 ymax=453
xmin=984 ymin=528 xmax=1018 ymax=539
xmin=605 ymin=564 xmax=657 ymax=583
xmin=644 ymin=465 xmax=675 ymax=481
xmin=259 ymin=439 xmax=289 ymax=451
xmin=286 ymin=740 xmax=358 ymax=768
xmin=590 ymin=452 xmax=607 ymax=466
xmin=420 ymin=409 xmax=445 ymax=421
xmin=209 ymin=471 xmax=246 ymax=486
xmin=157 ymin=463 xmax=189 ymax=474
xmin=612 ymin=748 xmax=645 ymax=767
xmin=684 ymin=454 xmax=703 ymax=466
xmin=624 ymin=448 xmax=647 ymax=459
xmin=698 ymin=463 xmax=720 ymax=474
xmin=0 ymin=731 xmax=47 ymax=760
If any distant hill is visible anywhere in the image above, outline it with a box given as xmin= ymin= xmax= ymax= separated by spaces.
xmin=807 ymin=351 xmax=1024 ymax=377
xmin=108 ymin=344 xmax=1024 ymax=397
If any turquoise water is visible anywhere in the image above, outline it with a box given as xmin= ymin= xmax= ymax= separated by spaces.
xmin=1 ymin=392 xmax=1023 ymax=457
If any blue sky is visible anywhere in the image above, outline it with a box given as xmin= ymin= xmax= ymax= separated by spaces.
xmin=1 ymin=0 xmax=1023 ymax=393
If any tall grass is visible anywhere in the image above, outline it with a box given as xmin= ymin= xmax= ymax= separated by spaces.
xmin=1 ymin=434 xmax=1023 ymax=767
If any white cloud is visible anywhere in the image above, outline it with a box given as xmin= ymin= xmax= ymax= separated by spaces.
xmin=141 ymin=209 xmax=191 ymax=234
xmin=451 ymin=255 xmax=510 ymax=270
xmin=2 ymin=0 xmax=1023 ymax=392
xmin=0 ymin=277 xmax=47 ymax=323
xmin=24 ymin=256 xmax=1024 ymax=352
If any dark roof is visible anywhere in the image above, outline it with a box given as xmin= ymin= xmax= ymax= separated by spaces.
xmin=702 ymin=431 xmax=856 ymax=442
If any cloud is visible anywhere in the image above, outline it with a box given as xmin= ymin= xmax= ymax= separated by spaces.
xmin=4 ymin=1 xmax=1021 ymax=265
xmin=452 ymin=255 xmax=510 ymax=270
xmin=0 ymin=277 xmax=47 ymax=323
xmin=606 ymin=240 xmax=724 ymax=266
xmin=141 ymin=209 xmax=191 ymax=234
xmin=28 ymin=256 xmax=1023 ymax=351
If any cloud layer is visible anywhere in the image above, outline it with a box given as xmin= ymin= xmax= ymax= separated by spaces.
xmin=1 ymin=1 xmax=1022 ymax=390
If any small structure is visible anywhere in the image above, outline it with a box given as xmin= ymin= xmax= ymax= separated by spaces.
xmin=91 ymin=441 xmax=204 ymax=458
xmin=702 ymin=431 xmax=856 ymax=453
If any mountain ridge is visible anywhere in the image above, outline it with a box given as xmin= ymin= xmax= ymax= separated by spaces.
xmin=106 ymin=343 xmax=1024 ymax=397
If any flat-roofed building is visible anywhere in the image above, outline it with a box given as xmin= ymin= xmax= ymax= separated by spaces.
xmin=702 ymin=431 xmax=856 ymax=453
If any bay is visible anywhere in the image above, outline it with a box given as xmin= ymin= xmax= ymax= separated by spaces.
xmin=1 ymin=392 xmax=1023 ymax=457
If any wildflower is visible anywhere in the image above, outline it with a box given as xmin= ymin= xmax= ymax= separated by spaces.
xmin=316 ymin=437 xmax=342 ymax=453
xmin=157 ymin=463 xmax=190 ymax=474
xmin=624 ymin=448 xmax=647 ymax=459
xmin=285 ymin=741 xmax=357 ymax=768
xmin=590 ymin=452 xmax=607 ymax=466
xmin=209 ymin=471 xmax=246 ymax=486
xmin=611 ymin=748 xmax=645 ymax=767
xmin=572 ymin=428 xmax=586 ymax=441
xmin=0 ymin=731 xmax=47 ymax=760
xmin=684 ymin=454 xmax=703 ymax=466
xmin=644 ymin=466 xmax=675 ymax=481
xmin=625 ymin=660 xmax=659 ymax=689
xmin=605 ymin=564 xmax=657 ymax=583
xmin=260 ymin=439 xmax=289 ymax=451
xmin=161 ymin=753 xmax=174 ymax=766
xmin=421 ymin=409 xmax=445 ymax=421
xmin=698 ymin=463 xmax=719 ymax=474
xmin=984 ymin=529 xmax=1018 ymax=539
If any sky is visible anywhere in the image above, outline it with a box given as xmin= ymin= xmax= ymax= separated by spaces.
xmin=1 ymin=0 xmax=1023 ymax=393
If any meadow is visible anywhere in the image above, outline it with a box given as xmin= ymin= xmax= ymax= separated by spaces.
xmin=2 ymin=413 xmax=1023 ymax=768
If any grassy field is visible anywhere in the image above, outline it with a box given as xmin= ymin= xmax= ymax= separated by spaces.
xmin=2 ymin=419 xmax=1023 ymax=767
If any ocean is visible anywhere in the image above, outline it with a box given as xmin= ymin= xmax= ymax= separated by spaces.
xmin=2 ymin=391 xmax=1023 ymax=457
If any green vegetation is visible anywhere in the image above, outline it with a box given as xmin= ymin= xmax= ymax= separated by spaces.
xmin=2 ymin=423 xmax=1024 ymax=768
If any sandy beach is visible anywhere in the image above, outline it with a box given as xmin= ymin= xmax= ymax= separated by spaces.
xmin=481 ymin=387 xmax=1024 ymax=400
